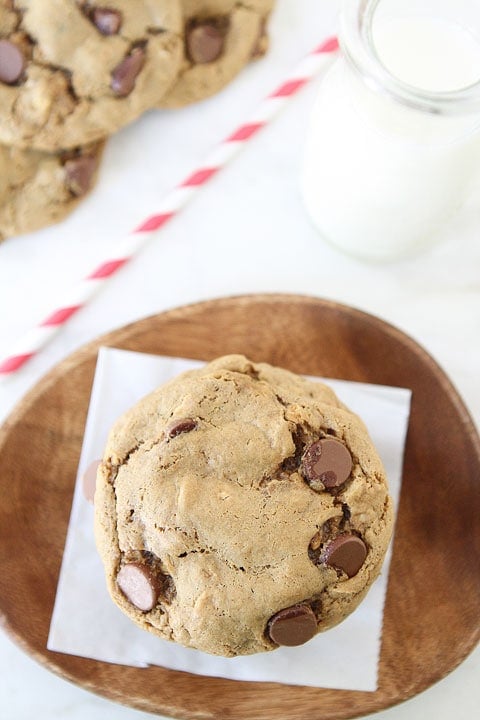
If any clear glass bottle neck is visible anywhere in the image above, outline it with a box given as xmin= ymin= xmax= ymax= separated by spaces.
xmin=340 ymin=0 xmax=480 ymax=116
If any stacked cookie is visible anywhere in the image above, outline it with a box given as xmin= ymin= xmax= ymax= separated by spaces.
xmin=95 ymin=355 xmax=394 ymax=656
xmin=0 ymin=1 xmax=274 ymax=241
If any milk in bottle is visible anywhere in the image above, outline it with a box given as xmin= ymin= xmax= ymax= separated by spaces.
xmin=302 ymin=0 xmax=480 ymax=261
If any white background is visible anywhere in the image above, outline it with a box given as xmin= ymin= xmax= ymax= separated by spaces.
xmin=0 ymin=1 xmax=479 ymax=718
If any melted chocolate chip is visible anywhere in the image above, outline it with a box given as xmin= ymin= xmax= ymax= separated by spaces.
xmin=64 ymin=155 xmax=98 ymax=196
xmin=302 ymin=438 xmax=352 ymax=491
xmin=267 ymin=604 xmax=317 ymax=646
xmin=111 ymin=46 xmax=145 ymax=97
xmin=281 ymin=425 xmax=305 ymax=472
xmin=186 ymin=24 xmax=224 ymax=64
xmin=322 ymin=533 xmax=367 ymax=578
xmin=0 ymin=39 xmax=25 ymax=85
xmin=92 ymin=8 xmax=122 ymax=35
xmin=308 ymin=518 xmax=339 ymax=563
xmin=167 ymin=418 xmax=197 ymax=439
xmin=117 ymin=562 xmax=161 ymax=612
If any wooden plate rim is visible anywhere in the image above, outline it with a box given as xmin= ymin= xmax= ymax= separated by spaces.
xmin=0 ymin=293 xmax=479 ymax=719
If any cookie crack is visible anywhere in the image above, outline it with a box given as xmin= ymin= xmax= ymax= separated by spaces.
xmin=115 ymin=439 xmax=146 ymax=471
xmin=146 ymin=26 xmax=167 ymax=37
xmin=108 ymin=472 xmax=122 ymax=572
xmin=174 ymin=533 xmax=283 ymax=574
xmin=110 ymin=431 xmax=174 ymax=477
xmin=274 ymin=393 xmax=288 ymax=408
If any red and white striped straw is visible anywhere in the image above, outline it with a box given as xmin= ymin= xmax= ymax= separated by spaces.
xmin=0 ymin=36 xmax=339 ymax=377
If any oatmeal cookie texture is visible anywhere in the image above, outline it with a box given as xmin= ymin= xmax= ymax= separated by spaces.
xmin=0 ymin=140 xmax=103 ymax=240
xmin=159 ymin=0 xmax=274 ymax=108
xmin=94 ymin=354 xmax=393 ymax=657
xmin=0 ymin=0 xmax=183 ymax=150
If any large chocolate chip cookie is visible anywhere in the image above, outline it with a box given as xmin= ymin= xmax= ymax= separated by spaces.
xmin=94 ymin=355 xmax=393 ymax=656
xmin=0 ymin=0 xmax=182 ymax=151
xmin=159 ymin=0 xmax=275 ymax=108
xmin=0 ymin=139 xmax=103 ymax=240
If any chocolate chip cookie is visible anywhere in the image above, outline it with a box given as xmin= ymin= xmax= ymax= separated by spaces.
xmin=0 ymin=1 xmax=182 ymax=151
xmin=94 ymin=355 xmax=393 ymax=657
xmin=0 ymin=140 xmax=103 ymax=240
xmin=159 ymin=1 xmax=275 ymax=108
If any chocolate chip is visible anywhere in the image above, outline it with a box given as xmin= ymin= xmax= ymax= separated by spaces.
xmin=186 ymin=24 xmax=224 ymax=64
xmin=167 ymin=418 xmax=197 ymax=439
xmin=302 ymin=438 xmax=352 ymax=491
xmin=64 ymin=155 xmax=98 ymax=196
xmin=92 ymin=8 xmax=122 ymax=35
xmin=117 ymin=562 xmax=161 ymax=611
xmin=111 ymin=46 xmax=145 ymax=97
xmin=322 ymin=533 xmax=367 ymax=578
xmin=0 ymin=39 xmax=25 ymax=85
xmin=82 ymin=459 xmax=101 ymax=503
xmin=267 ymin=604 xmax=317 ymax=647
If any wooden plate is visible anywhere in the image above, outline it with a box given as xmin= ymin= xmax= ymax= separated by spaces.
xmin=0 ymin=294 xmax=479 ymax=720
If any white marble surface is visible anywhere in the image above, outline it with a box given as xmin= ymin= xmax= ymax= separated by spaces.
xmin=0 ymin=1 xmax=479 ymax=718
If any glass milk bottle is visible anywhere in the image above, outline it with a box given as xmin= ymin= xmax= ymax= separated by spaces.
xmin=301 ymin=0 xmax=480 ymax=261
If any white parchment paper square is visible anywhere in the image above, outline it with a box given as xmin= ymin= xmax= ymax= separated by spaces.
xmin=48 ymin=348 xmax=411 ymax=691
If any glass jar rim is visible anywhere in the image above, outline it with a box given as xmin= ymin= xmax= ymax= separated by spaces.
xmin=340 ymin=0 xmax=480 ymax=115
